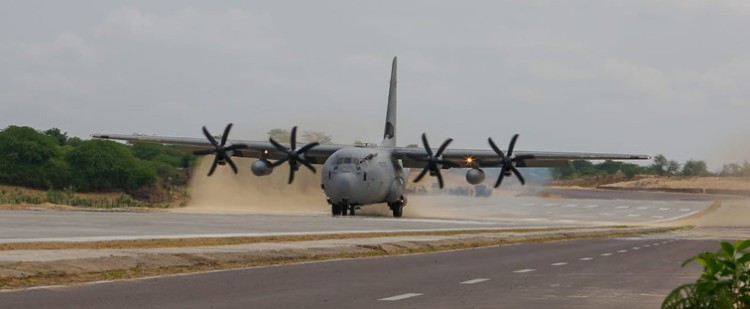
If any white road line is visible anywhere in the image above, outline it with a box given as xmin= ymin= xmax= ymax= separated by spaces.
xmin=653 ymin=243 xmax=660 ymax=246
xmin=651 ymin=215 xmax=665 ymax=219
xmin=616 ymin=205 xmax=631 ymax=209
xmin=599 ymin=213 xmax=616 ymax=216
xmin=662 ymin=241 xmax=669 ymax=244
xmin=600 ymin=253 xmax=612 ymax=256
xmin=522 ymin=218 xmax=544 ymax=222
xmin=618 ymin=250 xmax=627 ymax=253
xmin=564 ymin=204 xmax=578 ymax=208
xmin=658 ymin=207 xmax=670 ymax=211
xmin=636 ymin=206 xmax=650 ymax=210
xmin=460 ymin=278 xmax=490 ymax=285
xmin=514 ymin=269 xmax=536 ymax=273
xmin=379 ymin=293 xmax=423 ymax=301
xmin=551 ymin=262 xmax=568 ymax=266
xmin=626 ymin=214 xmax=641 ymax=217
xmin=632 ymin=247 xmax=640 ymax=250
xmin=556 ymin=219 xmax=578 ymax=223
xmin=579 ymin=257 xmax=593 ymax=261
xmin=544 ymin=203 xmax=557 ymax=207
xmin=584 ymin=204 xmax=599 ymax=208
xmin=679 ymin=208 xmax=691 ymax=212
xmin=643 ymin=244 xmax=651 ymax=247
xmin=523 ymin=203 xmax=536 ymax=207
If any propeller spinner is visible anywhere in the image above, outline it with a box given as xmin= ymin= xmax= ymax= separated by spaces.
xmin=268 ymin=126 xmax=319 ymax=184
xmin=409 ymin=133 xmax=454 ymax=189
xmin=488 ymin=134 xmax=527 ymax=187
xmin=194 ymin=123 xmax=248 ymax=176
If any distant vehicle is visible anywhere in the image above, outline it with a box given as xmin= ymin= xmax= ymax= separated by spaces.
xmin=93 ymin=57 xmax=649 ymax=217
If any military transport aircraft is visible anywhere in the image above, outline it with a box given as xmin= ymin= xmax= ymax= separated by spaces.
xmin=93 ymin=57 xmax=649 ymax=217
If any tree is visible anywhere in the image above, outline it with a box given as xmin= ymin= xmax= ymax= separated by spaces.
xmin=652 ymin=154 xmax=669 ymax=175
xmin=0 ymin=126 xmax=70 ymax=188
xmin=301 ymin=131 xmax=332 ymax=144
xmin=43 ymin=128 xmax=69 ymax=146
xmin=267 ymin=129 xmax=290 ymax=143
xmin=667 ymin=160 xmax=681 ymax=176
xmin=721 ymin=163 xmax=744 ymax=177
xmin=66 ymin=140 xmax=155 ymax=192
xmin=682 ymin=160 xmax=710 ymax=176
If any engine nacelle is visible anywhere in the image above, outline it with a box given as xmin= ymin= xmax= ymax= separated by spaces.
xmin=251 ymin=160 xmax=273 ymax=176
xmin=465 ymin=168 xmax=485 ymax=185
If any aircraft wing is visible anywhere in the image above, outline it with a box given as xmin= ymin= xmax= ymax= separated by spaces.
xmin=90 ymin=133 xmax=345 ymax=165
xmin=392 ymin=147 xmax=650 ymax=169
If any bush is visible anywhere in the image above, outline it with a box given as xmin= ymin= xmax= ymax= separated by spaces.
xmin=66 ymin=140 xmax=156 ymax=192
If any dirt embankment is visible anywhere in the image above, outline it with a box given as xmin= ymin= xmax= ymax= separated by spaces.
xmin=555 ymin=176 xmax=750 ymax=197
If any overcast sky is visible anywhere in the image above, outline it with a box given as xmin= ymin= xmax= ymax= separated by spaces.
xmin=2 ymin=1 xmax=749 ymax=169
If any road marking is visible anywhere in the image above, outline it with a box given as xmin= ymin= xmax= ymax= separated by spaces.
xmin=600 ymin=253 xmax=612 ymax=256
xmin=618 ymin=250 xmax=627 ymax=253
xmin=616 ymin=205 xmax=631 ymax=209
xmin=636 ymin=206 xmax=650 ymax=210
xmin=632 ymin=247 xmax=640 ymax=250
xmin=679 ymin=208 xmax=691 ymax=212
xmin=379 ymin=293 xmax=423 ymax=301
xmin=551 ymin=262 xmax=568 ymax=266
xmin=626 ymin=214 xmax=641 ymax=217
xmin=653 ymin=243 xmax=660 ymax=246
xmin=658 ymin=207 xmax=670 ymax=211
xmin=544 ymin=203 xmax=557 ymax=207
xmin=556 ymin=219 xmax=578 ymax=223
xmin=523 ymin=203 xmax=536 ymax=207
xmin=662 ymin=241 xmax=669 ymax=244
xmin=514 ymin=269 xmax=536 ymax=273
xmin=651 ymin=215 xmax=665 ymax=219
xmin=579 ymin=257 xmax=593 ymax=261
xmin=584 ymin=204 xmax=599 ymax=208
xmin=564 ymin=204 xmax=578 ymax=208
xmin=461 ymin=278 xmax=490 ymax=285
xmin=522 ymin=218 xmax=544 ymax=222
xmin=599 ymin=213 xmax=616 ymax=216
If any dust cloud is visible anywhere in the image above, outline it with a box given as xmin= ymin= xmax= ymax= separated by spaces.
xmin=176 ymin=157 xmax=328 ymax=215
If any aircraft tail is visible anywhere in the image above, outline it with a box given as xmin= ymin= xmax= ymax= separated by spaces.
xmin=381 ymin=56 xmax=397 ymax=147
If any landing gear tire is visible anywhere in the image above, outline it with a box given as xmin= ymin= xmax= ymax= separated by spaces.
xmin=341 ymin=205 xmax=348 ymax=216
xmin=332 ymin=204 xmax=342 ymax=216
xmin=391 ymin=205 xmax=403 ymax=218
xmin=349 ymin=205 xmax=356 ymax=216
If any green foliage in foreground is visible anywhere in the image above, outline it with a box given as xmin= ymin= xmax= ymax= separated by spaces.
xmin=662 ymin=240 xmax=750 ymax=309
xmin=0 ymin=187 xmax=169 ymax=208
xmin=0 ymin=125 xmax=194 ymax=194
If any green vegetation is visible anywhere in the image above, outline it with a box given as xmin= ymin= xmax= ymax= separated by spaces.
xmin=662 ymin=240 xmax=750 ymax=309
xmin=0 ymin=125 xmax=194 ymax=202
xmin=556 ymin=154 xmax=750 ymax=180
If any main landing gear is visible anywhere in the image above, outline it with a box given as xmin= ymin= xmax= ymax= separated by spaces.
xmin=331 ymin=202 xmax=356 ymax=216
xmin=388 ymin=195 xmax=407 ymax=218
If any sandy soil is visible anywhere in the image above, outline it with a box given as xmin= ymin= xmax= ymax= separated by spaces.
xmin=604 ymin=176 xmax=750 ymax=191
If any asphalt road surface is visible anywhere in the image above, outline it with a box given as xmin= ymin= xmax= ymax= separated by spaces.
xmin=0 ymin=192 xmax=712 ymax=243
xmin=0 ymin=237 xmax=716 ymax=309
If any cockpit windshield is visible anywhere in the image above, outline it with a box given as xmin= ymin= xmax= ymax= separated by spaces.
xmin=335 ymin=157 xmax=356 ymax=165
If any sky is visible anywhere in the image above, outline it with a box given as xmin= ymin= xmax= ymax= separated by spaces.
xmin=1 ymin=0 xmax=749 ymax=170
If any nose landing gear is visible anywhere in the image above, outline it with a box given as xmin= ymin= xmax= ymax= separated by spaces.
xmin=388 ymin=195 xmax=407 ymax=218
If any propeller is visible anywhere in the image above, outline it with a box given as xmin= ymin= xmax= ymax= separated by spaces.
xmin=194 ymin=123 xmax=248 ymax=176
xmin=268 ymin=126 xmax=319 ymax=184
xmin=488 ymin=134 xmax=526 ymax=187
xmin=409 ymin=133 xmax=453 ymax=189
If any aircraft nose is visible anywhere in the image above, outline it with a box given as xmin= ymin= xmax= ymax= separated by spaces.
xmin=329 ymin=172 xmax=357 ymax=202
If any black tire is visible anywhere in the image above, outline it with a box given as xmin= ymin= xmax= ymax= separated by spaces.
xmin=341 ymin=205 xmax=348 ymax=216
xmin=332 ymin=204 xmax=342 ymax=216
xmin=391 ymin=205 xmax=403 ymax=218
xmin=349 ymin=206 xmax=356 ymax=216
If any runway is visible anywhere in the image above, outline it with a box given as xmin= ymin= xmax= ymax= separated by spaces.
xmin=0 ymin=237 xmax=716 ymax=309
xmin=0 ymin=192 xmax=713 ymax=243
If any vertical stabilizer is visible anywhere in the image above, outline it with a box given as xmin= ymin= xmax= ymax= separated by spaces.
xmin=382 ymin=56 xmax=397 ymax=147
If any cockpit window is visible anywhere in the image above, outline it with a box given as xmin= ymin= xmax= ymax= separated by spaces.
xmin=336 ymin=157 xmax=356 ymax=165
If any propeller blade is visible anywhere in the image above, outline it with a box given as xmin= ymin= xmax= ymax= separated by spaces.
xmin=193 ymin=149 xmax=216 ymax=155
xmin=421 ymin=133 xmax=434 ymax=157
xmin=269 ymin=138 xmax=287 ymax=152
xmin=290 ymin=126 xmax=297 ymax=150
xmin=226 ymin=143 xmax=248 ymax=151
xmin=297 ymin=142 xmax=319 ymax=154
xmin=207 ymin=158 xmax=219 ymax=176
xmin=220 ymin=123 xmax=232 ymax=146
xmin=203 ymin=126 xmax=219 ymax=147
xmin=494 ymin=167 xmax=506 ymax=188
xmin=436 ymin=138 xmax=453 ymax=157
xmin=287 ymin=168 xmax=295 ymax=184
xmin=488 ymin=137 xmax=505 ymax=158
xmin=300 ymin=160 xmax=316 ymax=173
xmin=413 ymin=167 xmax=429 ymax=183
xmin=507 ymin=134 xmax=519 ymax=157
xmin=226 ymin=156 xmax=238 ymax=174
xmin=271 ymin=157 xmax=290 ymax=168
xmin=510 ymin=166 xmax=525 ymax=185
xmin=435 ymin=170 xmax=444 ymax=189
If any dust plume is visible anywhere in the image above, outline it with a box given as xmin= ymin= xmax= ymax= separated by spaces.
xmin=176 ymin=157 xmax=328 ymax=215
